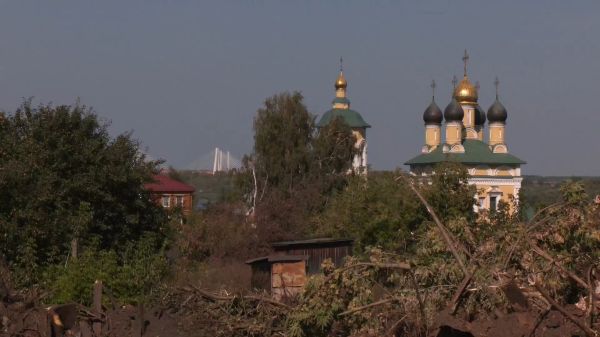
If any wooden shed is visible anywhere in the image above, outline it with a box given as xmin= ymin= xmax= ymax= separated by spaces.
xmin=245 ymin=255 xmax=308 ymax=301
xmin=271 ymin=238 xmax=353 ymax=275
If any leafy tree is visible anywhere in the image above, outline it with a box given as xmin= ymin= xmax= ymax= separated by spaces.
xmin=315 ymin=171 xmax=423 ymax=253
xmin=240 ymin=92 xmax=357 ymax=201
xmin=251 ymin=91 xmax=314 ymax=194
xmin=560 ymin=180 xmax=588 ymax=205
xmin=422 ymin=162 xmax=476 ymax=223
xmin=0 ymin=101 xmax=166 ymax=285
xmin=231 ymin=92 xmax=358 ymax=246
xmin=316 ymin=164 xmax=476 ymax=255
xmin=311 ymin=116 xmax=358 ymax=192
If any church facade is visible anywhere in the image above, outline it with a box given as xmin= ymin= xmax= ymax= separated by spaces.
xmin=405 ymin=51 xmax=525 ymax=212
xmin=316 ymin=62 xmax=370 ymax=175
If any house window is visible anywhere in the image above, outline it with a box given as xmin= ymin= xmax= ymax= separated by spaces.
xmin=176 ymin=195 xmax=184 ymax=207
xmin=490 ymin=196 xmax=497 ymax=212
xmin=478 ymin=198 xmax=485 ymax=209
xmin=162 ymin=196 xmax=170 ymax=208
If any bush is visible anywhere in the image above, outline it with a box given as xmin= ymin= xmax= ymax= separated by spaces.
xmin=42 ymin=233 xmax=168 ymax=305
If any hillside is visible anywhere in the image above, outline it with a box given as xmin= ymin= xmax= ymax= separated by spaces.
xmin=521 ymin=175 xmax=600 ymax=209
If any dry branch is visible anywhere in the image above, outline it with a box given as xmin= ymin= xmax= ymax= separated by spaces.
xmin=338 ymin=298 xmax=396 ymax=316
xmin=534 ymin=284 xmax=597 ymax=337
xmin=529 ymin=241 xmax=590 ymax=290
xmin=398 ymin=175 xmax=470 ymax=275
xmin=587 ymin=266 xmax=596 ymax=329
xmin=323 ymin=261 xmax=411 ymax=283
xmin=186 ymin=286 xmax=291 ymax=309
xmin=449 ymin=268 xmax=476 ymax=314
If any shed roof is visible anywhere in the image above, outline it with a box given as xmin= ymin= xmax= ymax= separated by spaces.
xmin=245 ymin=255 xmax=308 ymax=265
xmin=271 ymin=238 xmax=354 ymax=248
xmin=144 ymin=174 xmax=195 ymax=193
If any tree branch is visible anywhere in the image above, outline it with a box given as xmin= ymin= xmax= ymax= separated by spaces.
xmin=338 ymin=298 xmax=396 ymax=316
xmin=184 ymin=286 xmax=291 ymax=309
xmin=398 ymin=175 xmax=469 ymax=275
xmin=534 ymin=284 xmax=596 ymax=337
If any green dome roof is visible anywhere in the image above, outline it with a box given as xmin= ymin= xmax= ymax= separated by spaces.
xmin=405 ymin=139 xmax=525 ymax=166
xmin=317 ymin=108 xmax=370 ymax=128
xmin=331 ymin=97 xmax=351 ymax=105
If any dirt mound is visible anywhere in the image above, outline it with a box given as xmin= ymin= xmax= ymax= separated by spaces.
xmin=432 ymin=306 xmax=591 ymax=337
xmin=0 ymin=289 xmax=178 ymax=337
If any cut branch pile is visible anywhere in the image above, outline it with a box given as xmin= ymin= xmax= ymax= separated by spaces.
xmin=157 ymin=176 xmax=600 ymax=337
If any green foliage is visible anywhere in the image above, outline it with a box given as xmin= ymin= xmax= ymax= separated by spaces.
xmin=0 ymin=101 xmax=167 ymax=287
xmin=315 ymin=171 xmax=423 ymax=253
xmin=316 ymin=164 xmax=475 ymax=256
xmin=560 ymin=180 xmax=588 ymax=205
xmin=287 ymin=255 xmax=380 ymax=337
xmin=239 ymin=91 xmax=356 ymax=199
xmin=311 ymin=116 xmax=357 ymax=182
xmin=422 ymin=162 xmax=477 ymax=222
xmin=251 ymin=91 xmax=315 ymax=194
xmin=223 ymin=92 xmax=359 ymax=251
xmin=43 ymin=233 xmax=168 ymax=305
xmin=521 ymin=176 xmax=600 ymax=216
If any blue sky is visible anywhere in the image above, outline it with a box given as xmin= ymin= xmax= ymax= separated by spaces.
xmin=0 ymin=1 xmax=599 ymax=175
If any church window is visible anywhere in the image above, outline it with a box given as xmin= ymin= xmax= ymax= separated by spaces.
xmin=490 ymin=196 xmax=497 ymax=212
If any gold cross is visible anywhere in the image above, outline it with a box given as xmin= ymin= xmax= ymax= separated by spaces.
xmin=462 ymin=49 xmax=469 ymax=76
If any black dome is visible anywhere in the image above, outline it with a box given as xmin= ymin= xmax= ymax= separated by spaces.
xmin=423 ymin=101 xmax=443 ymax=124
xmin=444 ymin=98 xmax=464 ymax=121
xmin=475 ymin=105 xmax=486 ymax=125
xmin=487 ymin=99 xmax=507 ymax=123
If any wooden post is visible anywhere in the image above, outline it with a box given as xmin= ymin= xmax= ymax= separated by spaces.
xmin=71 ymin=238 xmax=78 ymax=261
xmin=93 ymin=280 xmax=102 ymax=336
xmin=135 ymin=304 xmax=145 ymax=337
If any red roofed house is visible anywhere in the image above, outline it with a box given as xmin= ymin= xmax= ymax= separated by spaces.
xmin=144 ymin=174 xmax=195 ymax=214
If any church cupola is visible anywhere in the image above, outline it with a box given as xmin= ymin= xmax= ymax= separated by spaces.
xmin=317 ymin=58 xmax=370 ymax=174
xmin=444 ymin=96 xmax=464 ymax=122
xmin=423 ymin=100 xmax=443 ymax=125
xmin=453 ymin=50 xmax=478 ymax=105
xmin=422 ymin=80 xmax=443 ymax=152
xmin=474 ymin=105 xmax=486 ymax=141
xmin=443 ymin=96 xmax=464 ymax=150
xmin=335 ymin=71 xmax=347 ymax=90
xmin=487 ymin=77 xmax=508 ymax=153
xmin=453 ymin=50 xmax=481 ymax=140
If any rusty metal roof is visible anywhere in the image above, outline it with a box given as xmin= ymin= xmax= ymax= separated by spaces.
xmin=271 ymin=238 xmax=353 ymax=248
xmin=245 ymin=255 xmax=308 ymax=265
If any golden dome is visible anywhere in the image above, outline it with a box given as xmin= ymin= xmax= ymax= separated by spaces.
xmin=453 ymin=75 xmax=478 ymax=104
xmin=335 ymin=71 xmax=347 ymax=89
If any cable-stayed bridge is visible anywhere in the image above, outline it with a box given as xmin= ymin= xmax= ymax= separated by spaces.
xmin=184 ymin=147 xmax=242 ymax=174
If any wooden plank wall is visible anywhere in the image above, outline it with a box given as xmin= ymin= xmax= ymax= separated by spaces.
xmin=284 ymin=245 xmax=351 ymax=274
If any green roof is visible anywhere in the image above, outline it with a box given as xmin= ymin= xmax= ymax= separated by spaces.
xmin=317 ymin=108 xmax=370 ymax=128
xmin=405 ymin=139 xmax=526 ymax=166
xmin=332 ymin=97 xmax=351 ymax=105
